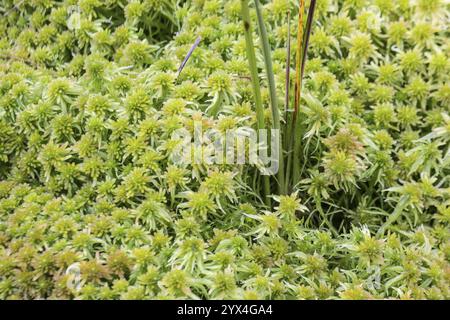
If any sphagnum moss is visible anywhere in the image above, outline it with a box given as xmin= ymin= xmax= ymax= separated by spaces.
xmin=0 ymin=0 xmax=449 ymax=300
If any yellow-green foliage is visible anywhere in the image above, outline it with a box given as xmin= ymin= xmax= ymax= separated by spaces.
xmin=0 ymin=0 xmax=449 ymax=300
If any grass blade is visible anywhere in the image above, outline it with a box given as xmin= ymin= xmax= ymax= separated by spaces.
xmin=284 ymin=11 xmax=293 ymax=191
xmin=285 ymin=11 xmax=291 ymax=118
xmin=293 ymin=0 xmax=306 ymax=117
xmin=301 ymin=0 xmax=316 ymax=77
xmin=254 ymin=0 xmax=286 ymax=195
xmin=291 ymin=0 xmax=306 ymax=186
xmin=177 ymin=36 xmax=201 ymax=77
xmin=240 ymin=0 xmax=271 ymax=206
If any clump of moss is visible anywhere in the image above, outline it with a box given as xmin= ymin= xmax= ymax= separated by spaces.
xmin=0 ymin=0 xmax=448 ymax=300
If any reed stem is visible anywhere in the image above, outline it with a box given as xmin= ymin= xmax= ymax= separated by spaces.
xmin=292 ymin=0 xmax=306 ymax=186
xmin=240 ymin=0 xmax=271 ymax=206
xmin=254 ymin=0 xmax=286 ymax=195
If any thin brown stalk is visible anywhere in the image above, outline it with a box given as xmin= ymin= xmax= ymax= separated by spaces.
xmin=301 ymin=0 xmax=316 ymax=77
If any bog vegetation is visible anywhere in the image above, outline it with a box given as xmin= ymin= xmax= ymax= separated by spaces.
xmin=0 ymin=0 xmax=449 ymax=299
